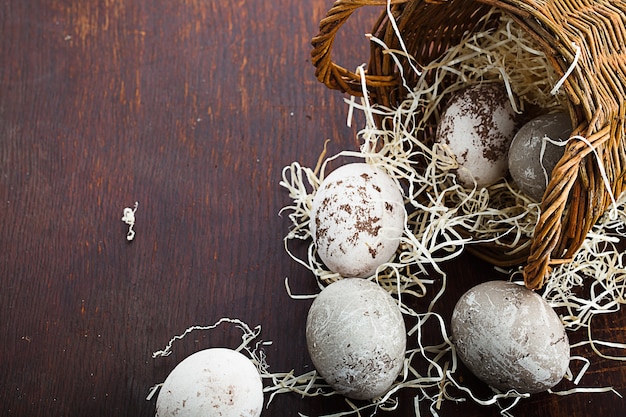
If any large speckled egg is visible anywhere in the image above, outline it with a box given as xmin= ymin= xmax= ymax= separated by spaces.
xmin=508 ymin=112 xmax=572 ymax=201
xmin=156 ymin=348 xmax=263 ymax=417
xmin=306 ymin=278 xmax=406 ymax=400
xmin=451 ymin=280 xmax=570 ymax=394
xmin=435 ymin=83 xmax=521 ymax=189
xmin=311 ymin=163 xmax=405 ymax=278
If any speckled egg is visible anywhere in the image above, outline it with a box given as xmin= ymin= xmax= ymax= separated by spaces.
xmin=451 ymin=280 xmax=570 ymax=394
xmin=311 ymin=163 xmax=405 ymax=278
xmin=435 ymin=83 xmax=522 ymax=189
xmin=156 ymin=348 xmax=263 ymax=417
xmin=306 ymin=278 xmax=407 ymax=400
xmin=508 ymin=112 xmax=572 ymax=201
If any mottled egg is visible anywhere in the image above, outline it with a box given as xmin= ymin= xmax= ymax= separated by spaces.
xmin=156 ymin=348 xmax=263 ymax=417
xmin=451 ymin=280 xmax=570 ymax=394
xmin=435 ymin=83 xmax=521 ymax=189
xmin=311 ymin=163 xmax=405 ymax=278
xmin=508 ymin=112 xmax=572 ymax=201
xmin=306 ymin=278 xmax=407 ymax=400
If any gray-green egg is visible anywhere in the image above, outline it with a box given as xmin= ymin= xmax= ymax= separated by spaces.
xmin=451 ymin=280 xmax=570 ymax=394
xmin=508 ymin=112 xmax=572 ymax=201
xmin=306 ymin=278 xmax=406 ymax=400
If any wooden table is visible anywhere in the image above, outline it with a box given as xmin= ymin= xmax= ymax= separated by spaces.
xmin=1 ymin=1 xmax=625 ymax=416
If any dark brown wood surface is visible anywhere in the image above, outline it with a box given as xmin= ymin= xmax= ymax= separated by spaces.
xmin=1 ymin=1 xmax=625 ymax=416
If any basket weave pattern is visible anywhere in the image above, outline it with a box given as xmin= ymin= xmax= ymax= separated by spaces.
xmin=311 ymin=0 xmax=626 ymax=290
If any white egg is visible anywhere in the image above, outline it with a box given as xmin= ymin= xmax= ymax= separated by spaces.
xmin=451 ymin=280 xmax=570 ymax=394
xmin=508 ymin=112 xmax=572 ymax=201
xmin=156 ymin=348 xmax=263 ymax=417
xmin=311 ymin=163 xmax=405 ymax=277
xmin=306 ymin=278 xmax=406 ymax=400
xmin=435 ymin=83 xmax=521 ymax=188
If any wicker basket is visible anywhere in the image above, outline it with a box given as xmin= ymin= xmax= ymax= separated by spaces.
xmin=311 ymin=0 xmax=626 ymax=290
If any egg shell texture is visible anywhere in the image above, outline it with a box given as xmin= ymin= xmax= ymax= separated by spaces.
xmin=435 ymin=83 xmax=521 ymax=188
xmin=306 ymin=278 xmax=407 ymax=400
xmin=156 ymin=348 xmax=263 ymax=417
xmin=451 ymin=280 xmax=570 ymax=394
xmin=508 ymin=112 xmax=571 ymax=201
xmin=311 ymin=163 xmax=405 ymax=277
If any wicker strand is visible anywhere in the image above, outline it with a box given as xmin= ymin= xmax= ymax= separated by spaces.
xmin=523 ymin=123 xmax=613 ymax=289
xmin=310 ymin=0 xmax=409 ymax=96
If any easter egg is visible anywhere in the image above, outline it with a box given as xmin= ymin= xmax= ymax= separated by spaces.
xmin=451 ymin=280 xmax=570 ymax=394
xmin=306 ymin=278 xmax=407 ymax=400
xmin=311 ymin=163 xmax=405 ymax=278
xmin=435 ymin=83 xmax=522 ymax=189
xmin=508 ymin=112 xmax=572 ymax=201
xmin=156 ymin=348 xmax=263 ymax=417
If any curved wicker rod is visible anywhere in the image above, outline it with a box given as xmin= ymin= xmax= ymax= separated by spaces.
xmin=466 ymin=244 xmax=530 ymax=268
xmin=523 ymin=123 xmax=613 ymax=290
xmin=311 ymin=0 xmax=411 ymax=96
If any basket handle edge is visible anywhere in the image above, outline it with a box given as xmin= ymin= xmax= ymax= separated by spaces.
xmin=311 ymin=0 xmax=411 ymax=96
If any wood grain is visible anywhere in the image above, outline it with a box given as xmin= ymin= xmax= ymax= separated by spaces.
xmin=1 ymin=1 xmax=624 ymax=416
